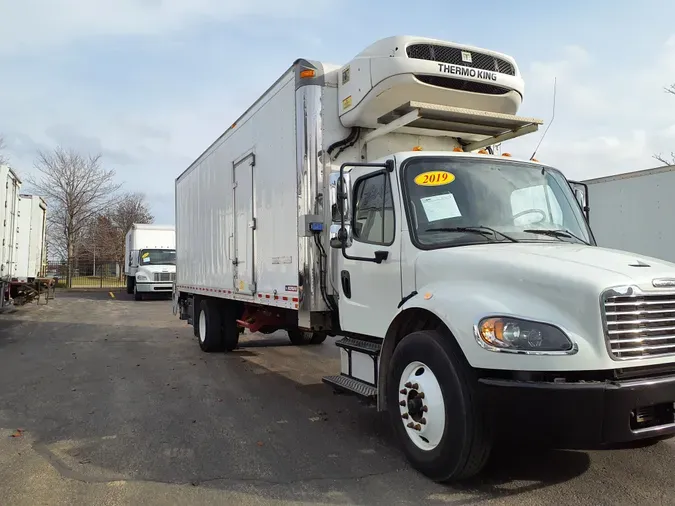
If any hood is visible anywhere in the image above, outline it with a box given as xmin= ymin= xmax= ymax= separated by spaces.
xmin=137 ymin=264 xmax=176 ymax=274
xmin=415 ymin=243 xmax=675 ymax=294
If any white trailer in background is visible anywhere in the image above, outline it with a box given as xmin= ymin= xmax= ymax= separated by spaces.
xmin=14 ymin=194 xmax=47 ymax=282
xmin=584 ymin=164 xmax=675 ymax=263
xmin=174 ymin=35 xmax=675 ymax=483
xmin=124 ymin=223 xmax=176 ymax=301
xmin=0 ymin=164 xmax=21 ymax=307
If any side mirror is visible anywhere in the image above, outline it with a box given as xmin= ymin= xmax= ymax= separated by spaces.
xmin=329 ymin=171 xmax=352 ymax=249
xmin=568 ymin=180 xmax=590 ymax=221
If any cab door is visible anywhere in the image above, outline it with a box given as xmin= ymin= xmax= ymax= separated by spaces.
xmin=334 ymin=161 xmax=402 ymax=338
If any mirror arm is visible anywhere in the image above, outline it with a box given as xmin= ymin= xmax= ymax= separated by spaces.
xmin=338 ymin=159 xmax=394 ymax=264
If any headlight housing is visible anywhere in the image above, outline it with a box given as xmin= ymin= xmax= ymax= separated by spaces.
xmin=137 ymin=274 xmax=148 ymax=281
xmin=475 ymin=316 xmax=576 ymax=354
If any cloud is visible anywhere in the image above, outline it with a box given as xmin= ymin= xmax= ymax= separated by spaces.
xmin=0 ymin=0 xmax=333 ymax=55
xmin=510 ymin=35 xmax=675 ymax=179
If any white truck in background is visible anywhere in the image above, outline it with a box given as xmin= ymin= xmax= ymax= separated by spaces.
xmin=173 ymin=35 xmax=675 ymax=482
xmin=584 ymin=164 xmax=675 ymax=263
xmin=124 ymin=223 xmax=176 ymax=301
xmin=14 ymin=194 xmax=47 ymax=282
xmin=0 ymin=164 xmax=21 ymax=307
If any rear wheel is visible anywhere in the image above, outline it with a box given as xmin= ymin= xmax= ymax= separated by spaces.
xmin=287 ymin=329 xmax=327 ymax=345
xmin=197 ymin=298 xmax=241 ymax=353
xmin=197 ymin=299 xmax=224 ymax=352
xmin=387 ymin=330 xmax=492 ymax=482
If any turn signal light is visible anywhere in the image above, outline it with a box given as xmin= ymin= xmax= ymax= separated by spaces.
xmin=299 ymin=69 xmax=316 ymax=78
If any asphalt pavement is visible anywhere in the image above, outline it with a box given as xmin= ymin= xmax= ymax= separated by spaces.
xmin=1 ymin=290 xmax=675 ymax=505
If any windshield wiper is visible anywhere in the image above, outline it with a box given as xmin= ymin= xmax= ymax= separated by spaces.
xmin=424 ymin=226 xmax=519 ymax=243
xmin=523 ymin=228 xmax=589 ymax=245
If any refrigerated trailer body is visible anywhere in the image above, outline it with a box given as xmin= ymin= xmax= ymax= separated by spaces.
xmin=584 ymin=164 xmax=675 ymax=263
xmin=0 ymin=165 xmax=21 ymax=306
xmin=174 ymin=35 xmax=675 ymax=482
xmin=14 ymin=194 xmax=47 ymax=282
xmin=124 ymin=223 xmax=176 ymax=300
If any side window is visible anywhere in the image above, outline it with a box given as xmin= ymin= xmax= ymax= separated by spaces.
xmin=511 ymin=184 xmax=563 ymax=226
xmin=352 ymin=173 xmax=395 ymax=245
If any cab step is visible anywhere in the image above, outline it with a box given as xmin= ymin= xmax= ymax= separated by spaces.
xmin=335 ymin=337 xmax=382 ymax=356
xmin=322 ymin=375 xmax=377 ymax=400
xmin=323 ymin=337 xmax=382 ymax=399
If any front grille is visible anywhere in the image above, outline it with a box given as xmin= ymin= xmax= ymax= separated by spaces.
xmin=415 ymin=75 xmax=511 ymax=95
xmin=603 ymin=291 xmax=675 ymax=359
xmin=406 ymin=44 xmax=516 ymax=76
xmin=153 ymin=272 xmax=175 ymax=282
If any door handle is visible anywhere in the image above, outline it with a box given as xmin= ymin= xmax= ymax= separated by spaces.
xmin=341 ymin=270 xmax=351 ymax=299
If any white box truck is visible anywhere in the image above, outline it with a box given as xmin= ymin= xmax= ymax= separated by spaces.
xmin=124 ymin=223 xmax=175 ymax=301
xmin=584 ymin=164 xmax=675 ymax=263
xmin=173 ymin=35 xmax=675 ymax=482
xmin=14 ymin=194 xmax=47 ymax=282
xmin=0 ymin=164 xmax=21 ymax=306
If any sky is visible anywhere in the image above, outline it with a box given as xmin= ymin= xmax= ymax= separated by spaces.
xmin=1 ymin=0 xmax=674 ymax=224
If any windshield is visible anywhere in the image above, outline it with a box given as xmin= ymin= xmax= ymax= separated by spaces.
xmin=401 ymin=156 xmax=593 ymax=248
xmin=139 ymin=249 xmax=176 ymax=265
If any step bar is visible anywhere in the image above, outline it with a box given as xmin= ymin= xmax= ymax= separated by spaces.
xmin=322 ymin=337 xmax=382 ymax=400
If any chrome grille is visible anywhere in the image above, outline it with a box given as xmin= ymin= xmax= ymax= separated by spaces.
xmin=153 ymin=272 xmax=175 ymax=282
xmin=603 ymin=291 xmax=675 ymax=359
xmin=406 ymin=44 xmax=516 ymax=76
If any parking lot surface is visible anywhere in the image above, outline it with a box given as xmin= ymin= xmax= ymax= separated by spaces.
xmin=2 ymin=291 xmax=675 ymax=505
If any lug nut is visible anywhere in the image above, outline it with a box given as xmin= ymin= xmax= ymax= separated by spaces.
xmin=418 ymin=392 xmax=425 ymax=399
xmin=399 ymin=400 xmax=406 ymax=407
xmin=412 ymin=383 xmax=419 ymax=390
xmin=414 ymin=424 xmax=422 ymax=431
xmin=420 ymin=417 xmax=427 ymax=425
xmin=401 ymin=413 xmax=409 ymax=419
xmin=422 ymin=405 xmax=428 ymax=412
xmin=407 ymin=422 xmax=415 ymax=428
xmin=400 ymin=388 xmax=407 ymax=395
xmin=405 ymin=382 xmax=412 ymax=388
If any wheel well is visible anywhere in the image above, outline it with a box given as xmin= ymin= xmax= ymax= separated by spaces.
xmin=377 ymin=307 xmax=469 ymax=411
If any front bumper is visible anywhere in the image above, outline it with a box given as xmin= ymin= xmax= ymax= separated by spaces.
xmin=136 ymin=282 xmax=173 ymax=293
xmin=479 ymin=373 xmax=675 ymax=448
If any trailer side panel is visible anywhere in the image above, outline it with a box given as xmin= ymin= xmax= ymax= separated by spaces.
xmin=175 ymin=71 xmax=299 ymax=310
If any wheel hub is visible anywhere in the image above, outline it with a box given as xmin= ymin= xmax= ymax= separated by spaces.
xmin=397 ymin=361 xmax=445 ymax=451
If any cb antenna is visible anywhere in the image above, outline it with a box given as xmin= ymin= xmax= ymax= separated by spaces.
xmin=530 ymin=77 xmax=557 ymax=161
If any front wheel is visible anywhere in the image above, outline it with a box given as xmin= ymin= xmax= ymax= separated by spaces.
xmin=387 ymin=330 xmax=492 ymax=482
xmin=133 ymin=283 xmax=142 ymax=301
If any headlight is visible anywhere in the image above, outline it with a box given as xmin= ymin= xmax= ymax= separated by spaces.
xmin=137 ymin=275 xmax=148 ymax=281
xmin=475 ymin=316 xmax=576 ymax=354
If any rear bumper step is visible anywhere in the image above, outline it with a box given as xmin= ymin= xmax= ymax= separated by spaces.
xmin=322 ymin=375 xmax=377 ymax=400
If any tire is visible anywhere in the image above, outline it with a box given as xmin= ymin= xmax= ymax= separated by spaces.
xmin=287 ymin=329 xmax=327 ymax=345
xmin=126 ymin=276 xmax=134 ymax=295
xmin=387 ymin=330 xmax=492 ymax=483
xmin=197 ymin=299 xmax=224 ymax=352
xmin=197 ymin=298 xmax=240 ymax=353
xmin=133 ymin=284 xmax=143 ymax=301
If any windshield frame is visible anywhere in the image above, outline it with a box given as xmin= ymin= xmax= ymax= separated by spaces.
xmin=398 ymin=154 xmax=597 ymax=251
xmin=138 ymin=248 xmax=177 ymax=266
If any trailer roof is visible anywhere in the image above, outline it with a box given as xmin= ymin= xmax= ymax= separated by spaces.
xmin=583 ymin=163 xmax=675 ymax=184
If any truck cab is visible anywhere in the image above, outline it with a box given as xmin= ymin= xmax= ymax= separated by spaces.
xmin=328 ymin=147 xmax=675 ymax=481
xmin=124 ymin=224 xmax=176 ymax=301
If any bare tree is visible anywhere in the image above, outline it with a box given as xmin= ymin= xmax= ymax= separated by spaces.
xmin=26 ymin=146 xmax=123 ymax=286
xmin=0 ymin=134 xmax=8 ymax=165
xmin=109 ymin=192 xmax=154 ymax=238
xmin=79 ymin=193 xmax=154 ymax=279
xmin=653 ymin=84 xmax=675 ymax=165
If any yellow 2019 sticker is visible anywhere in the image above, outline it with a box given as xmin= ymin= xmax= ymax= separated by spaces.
xmin=141 ymin=252 xmax=150 ymax=258
xmin=414 ymin=171 xmax=455 ymax=186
